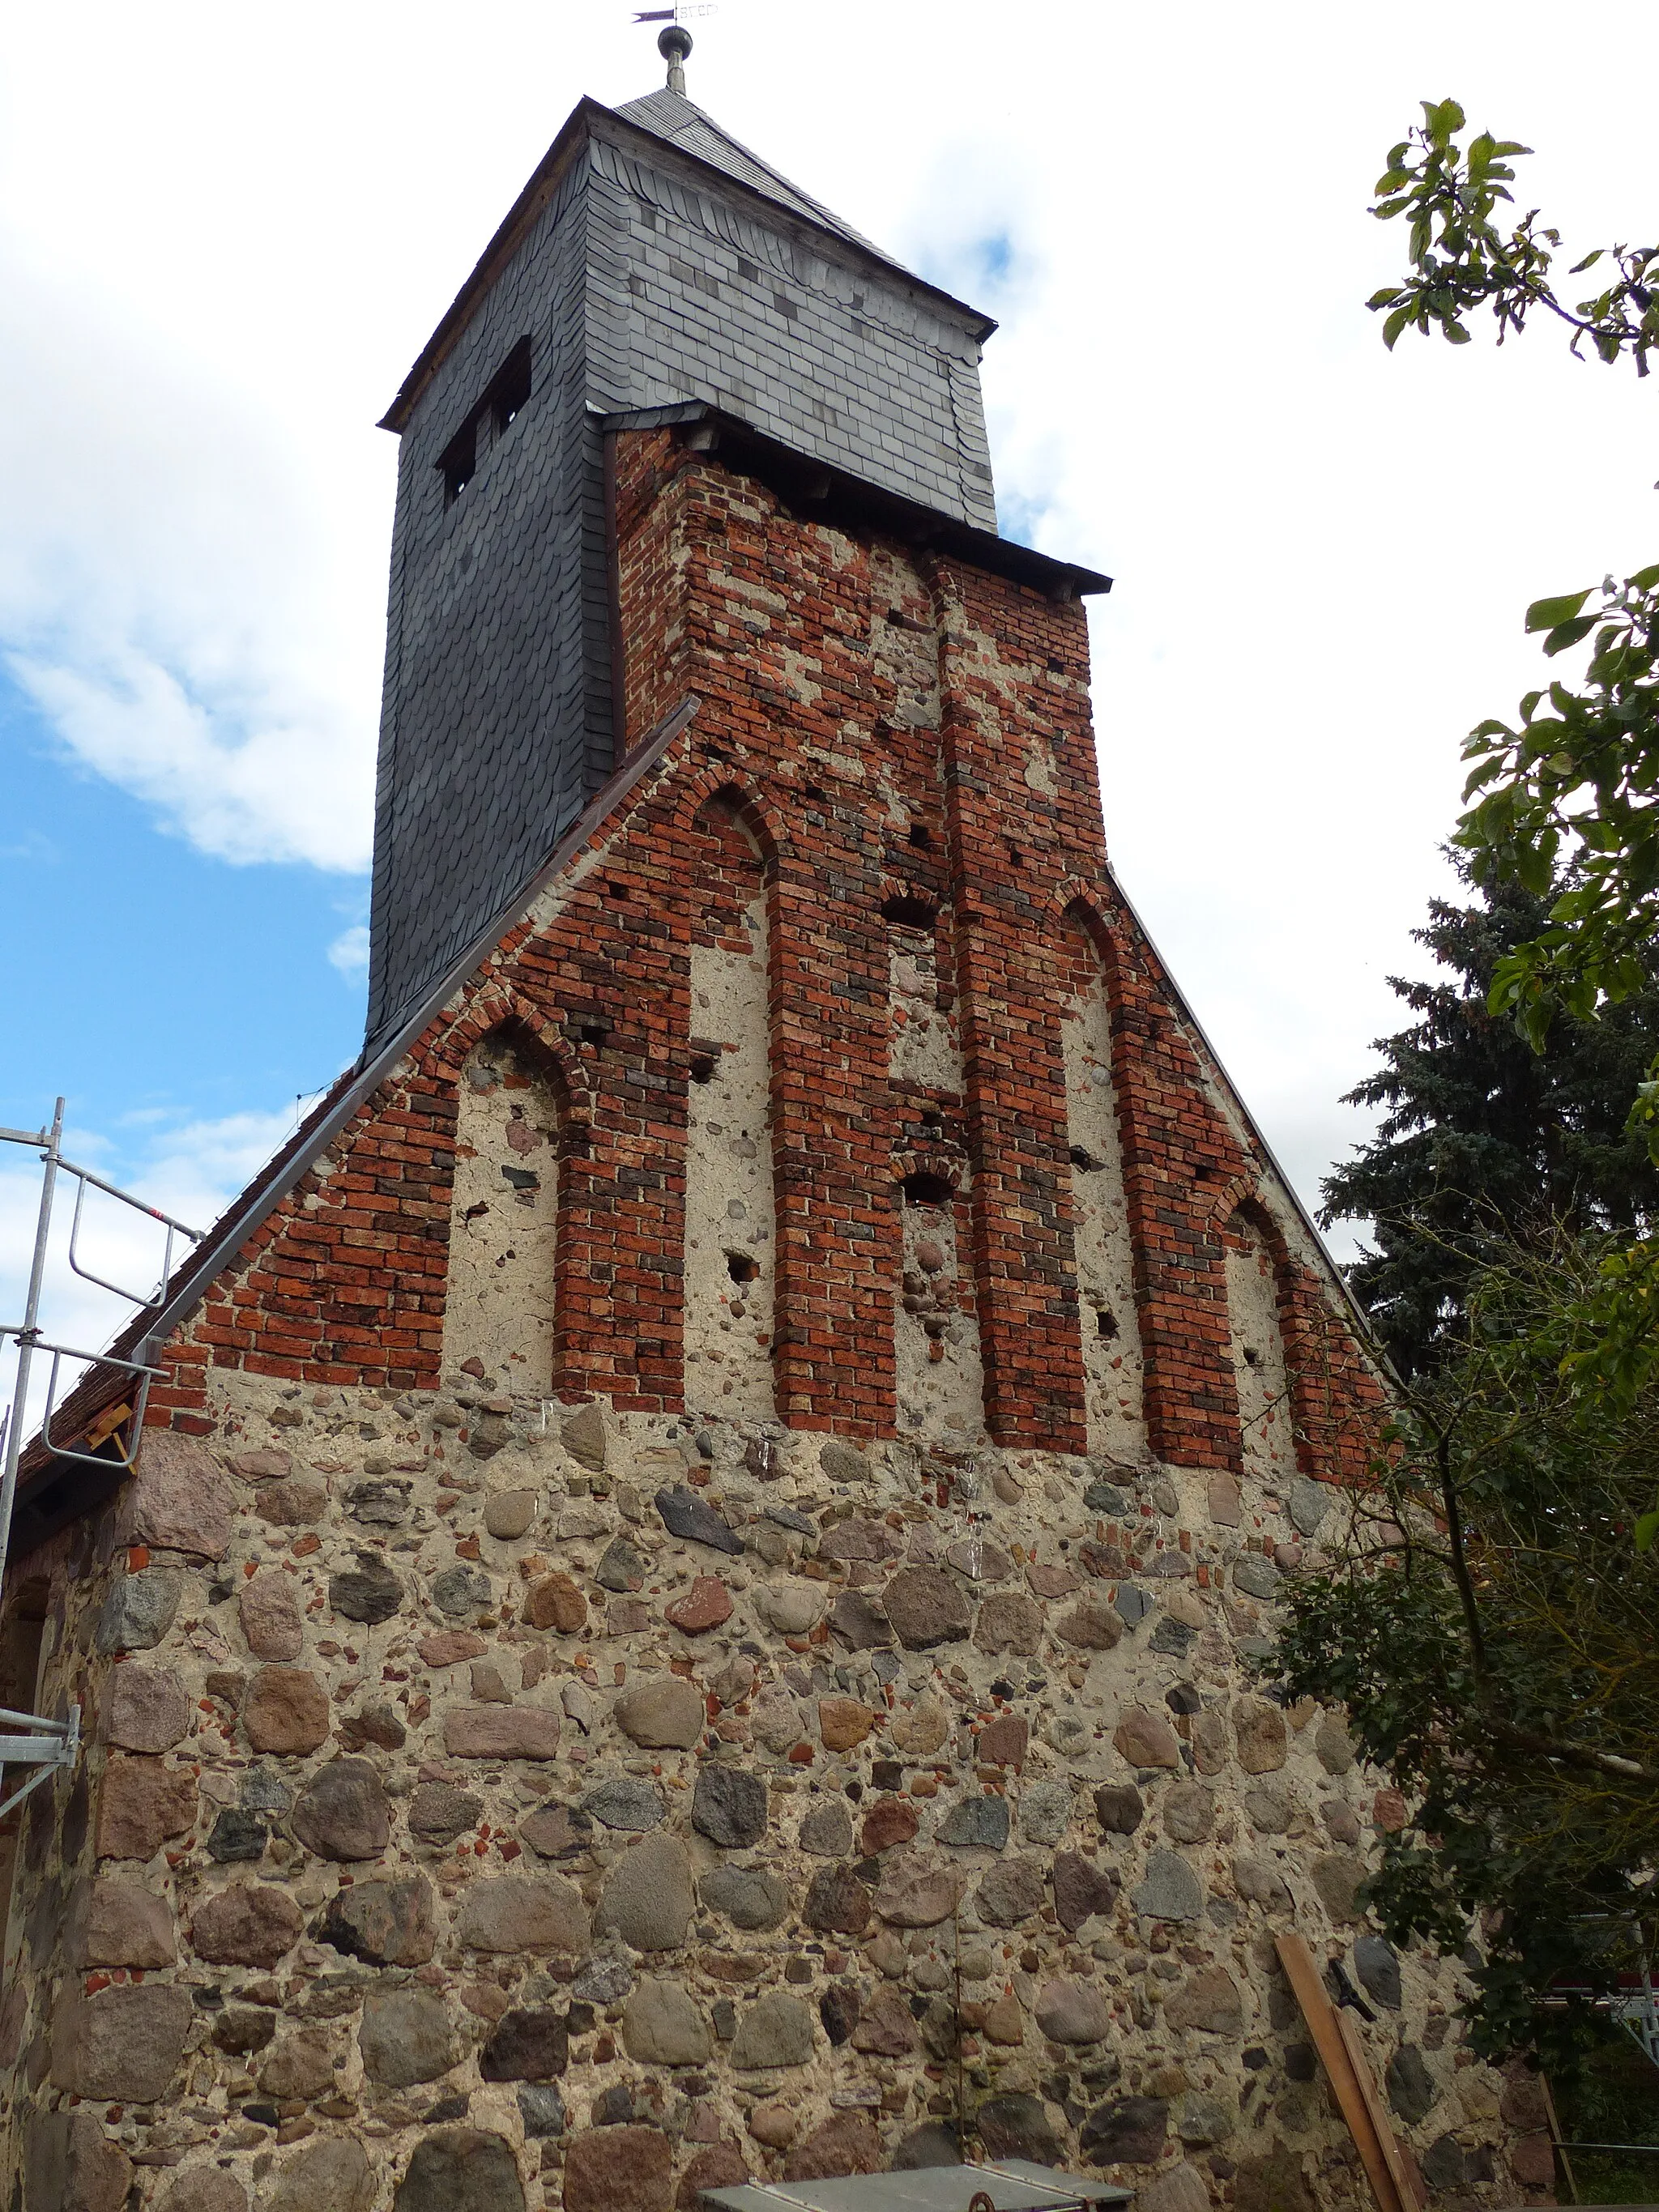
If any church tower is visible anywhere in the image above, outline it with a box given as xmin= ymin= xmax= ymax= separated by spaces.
xmin=0 ymin=38 xmax=1531 ymax=2212
xmin=366 ymin=32 xmax=1000 ymax=1052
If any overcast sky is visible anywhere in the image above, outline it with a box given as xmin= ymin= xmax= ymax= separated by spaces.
xmin=3 ymin=0 xmax=1657 ymax=1389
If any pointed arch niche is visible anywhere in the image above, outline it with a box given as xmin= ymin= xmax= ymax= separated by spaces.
xmin=1226 ymin=1208 xmax=1297 ymax=1480
xmin=1060 ymin=906 xmax=1147 ymax=1460
xmin=442 ymin=1025 xmax=563 ymax=1389
xmin=684 ymin=791 xmax=777 ymax=1419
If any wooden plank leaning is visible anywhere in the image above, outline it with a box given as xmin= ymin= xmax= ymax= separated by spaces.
xmin=1275 ymin=1931 xmax=1424 ymax=2212
xmin=1335 ymin=2003 xmax=1427 ymax=2211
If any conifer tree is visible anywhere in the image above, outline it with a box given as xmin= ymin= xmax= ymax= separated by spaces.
xmin=1320 ymin=859 xmax=1659 ymax=1375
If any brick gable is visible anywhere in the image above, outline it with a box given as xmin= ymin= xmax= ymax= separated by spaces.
xmin=141 ymin=424 xmax=1380 ymax=1479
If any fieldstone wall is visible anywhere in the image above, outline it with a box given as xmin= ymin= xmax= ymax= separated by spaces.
xmin=1 ymin=1384 xmax=1541 ymax=2212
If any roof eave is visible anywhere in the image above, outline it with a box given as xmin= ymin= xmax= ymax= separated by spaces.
xmin=601 ymin=403 xmax=1111 ymax=600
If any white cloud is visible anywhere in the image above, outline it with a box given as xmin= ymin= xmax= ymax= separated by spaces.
xmin=9 ymin=646 xmax=373 ymax=872
xmin=139 ymin=1109 xmax=314 ymax=1233
xmin=0 ymin=236 xmax=382 ymax=873
xmin=3 ymin=0 xmax=1657 ymax=1246
xmin=327 ymin=925 xmax=372 ymax=982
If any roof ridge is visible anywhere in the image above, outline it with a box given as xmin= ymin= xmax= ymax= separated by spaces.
xmin=609 ymin=86 xmax=893 ymax=266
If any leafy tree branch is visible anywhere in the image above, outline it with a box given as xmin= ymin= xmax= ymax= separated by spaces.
xmin=1269 ymin=1238 xmax=1659 ymax=2071
xmin=1366 ymin=100 xmax=1659 ymax=1502
xmin=1369 ymin=98 xmax=1658 ymax=369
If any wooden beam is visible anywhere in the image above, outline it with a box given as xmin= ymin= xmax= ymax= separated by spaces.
xmin=1541 ymin=2075 xmax=1577 ymax=2205
xmin=1336 ymin=2004 xmax=1425 ymax=2210
xmin=1276 ymin=1931 xmax=1421 ymax=2212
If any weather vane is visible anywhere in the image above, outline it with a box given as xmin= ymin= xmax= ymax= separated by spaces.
xmin=632 ymin=2 xmax=715 ymax=95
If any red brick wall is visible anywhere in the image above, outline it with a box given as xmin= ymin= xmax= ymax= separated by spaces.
xmin=145 ymin=426 xmax=1383 ymax=1473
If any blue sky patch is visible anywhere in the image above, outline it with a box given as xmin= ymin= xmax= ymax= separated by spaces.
xmin=0 ymin=669 xmax=366 ymax=1192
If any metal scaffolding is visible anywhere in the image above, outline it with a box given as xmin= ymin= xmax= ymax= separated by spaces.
xmin=0 ymin=1099 xmax=203 ymax=1818
xmin=1609 ymin=1951 xmax=1659 ymax=2070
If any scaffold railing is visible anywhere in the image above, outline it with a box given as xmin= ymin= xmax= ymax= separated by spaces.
xmin=0 ymin=1098 xmax=203 ymax=1808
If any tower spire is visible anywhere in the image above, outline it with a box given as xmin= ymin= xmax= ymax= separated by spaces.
xmin=658 ymin=22 xmax=692 ymax=95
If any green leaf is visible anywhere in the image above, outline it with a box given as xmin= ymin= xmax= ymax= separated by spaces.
xmin=1570 ymin=249 xmax=1606 ymax=275
xmin=1515 ymin=844 xmax=1557 ymax=895
xmin=1461 ymin=756 xmax=1510 ymax=795
xmin=1525 ymin=590 xmax=1592 ymax=633
xmin=1543 ymin=616 xmax=1598 ymax=655
xmin=1636 ymin=1510 xmax=1659 ymax=1553
xmin=1383 ymin=305 xmax=1414 ymax=350
xmin=1628 ymin=563 xmax=1659 ymax=592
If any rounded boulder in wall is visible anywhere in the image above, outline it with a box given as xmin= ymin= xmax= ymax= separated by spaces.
xmin=612 ymin=1676 xmax=705 ymax=1750
xmin=391 ymin=2129 xmax=527 ymax=2212
xmin=880 ymin=1566 xmax=971 ymax=1649
xmin=594 ymin=1835 xmax=695 ymax=1953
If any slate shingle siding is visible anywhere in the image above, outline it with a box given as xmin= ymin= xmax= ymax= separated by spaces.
xmin=586 ymin=126 xmax=997 ymax=526
xmin=367 ymin=100 xmax=998 ymax=1053
xmin=368 ymin=156 xmax=603 ymax=1050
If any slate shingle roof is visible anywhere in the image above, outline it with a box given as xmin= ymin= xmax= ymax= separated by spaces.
xmin=612 ymin=87 xmax=892 ymax=263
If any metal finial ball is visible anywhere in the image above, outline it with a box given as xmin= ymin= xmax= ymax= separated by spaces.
xmin=658 ymin=23 xmax=693 ymax=63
